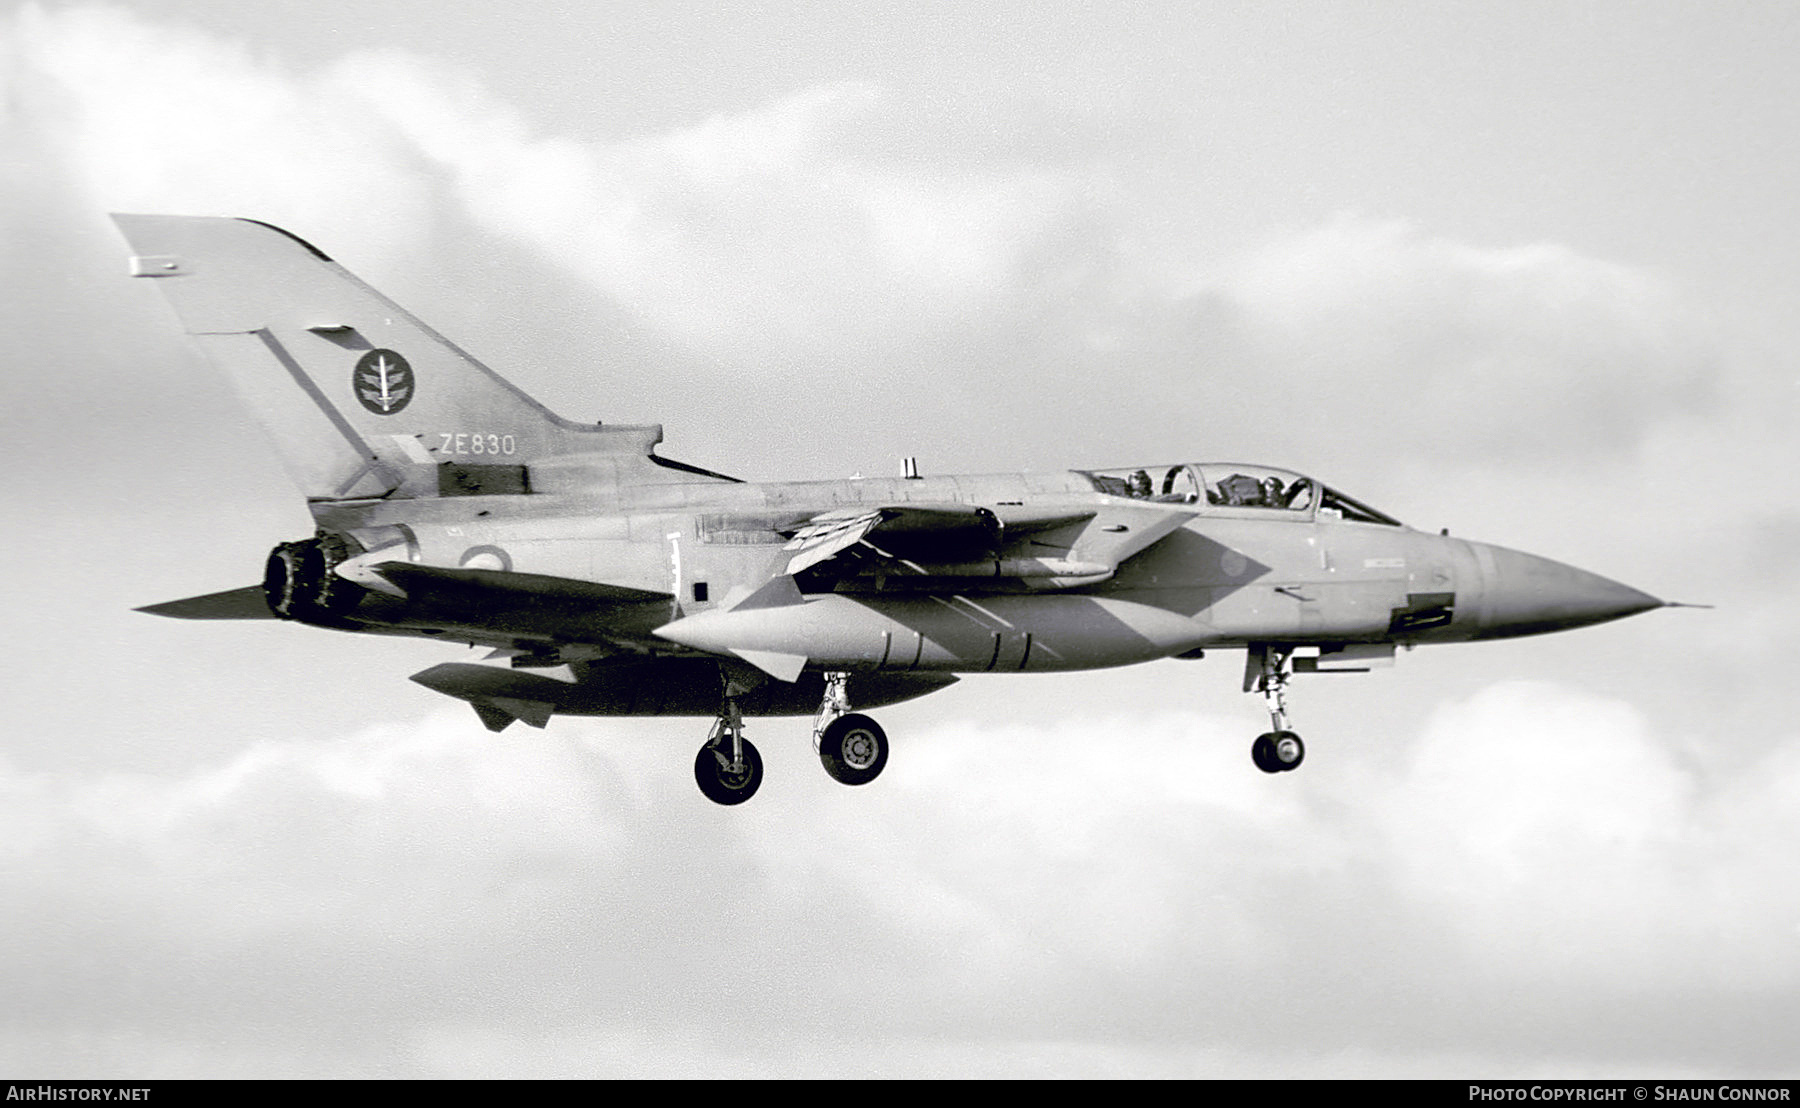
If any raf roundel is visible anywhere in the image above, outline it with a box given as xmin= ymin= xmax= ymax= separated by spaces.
xmin=353 ymin=349 xmax=415 ymax=415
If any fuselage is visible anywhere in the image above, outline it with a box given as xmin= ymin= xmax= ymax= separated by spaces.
xmin=307 ymin=459 xmax=1660 ymax=680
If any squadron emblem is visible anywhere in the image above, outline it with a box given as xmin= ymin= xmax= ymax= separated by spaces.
xmin=353 ymin=349 xmax=415 ymax=415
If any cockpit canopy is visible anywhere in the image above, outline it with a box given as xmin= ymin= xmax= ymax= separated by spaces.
xmin=1078 ymin=463 xmax=1402 ymax=526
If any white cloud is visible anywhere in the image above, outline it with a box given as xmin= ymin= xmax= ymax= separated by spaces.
xmin=6 ymin=3 xmax=1733 ymax=474
xmin=323 ymin=58 xmax=1114 ymax=347
xmin=1379 ymin=682 xmax=1800 ymax=993
xmin=7 ymin=4 xmax=437 ymax=255
xmin=7 ymin=5 xmax=1121 ymax=360
xmin=3 ymin=688 xmax=1794 ymax=1075
xmin=1199 ymin=216 xmax=1723 ymax=462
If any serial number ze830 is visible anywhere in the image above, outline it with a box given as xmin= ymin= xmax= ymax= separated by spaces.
xmin=438 ymin=433 xmax=517 ymax=456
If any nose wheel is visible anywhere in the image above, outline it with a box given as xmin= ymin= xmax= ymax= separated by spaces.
xmin=1246 ymin=644 xmax=1306 ymax=774
xmin=1252 ymin=730 xmax=1305 ymax=773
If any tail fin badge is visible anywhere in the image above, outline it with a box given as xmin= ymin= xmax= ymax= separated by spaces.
xmin=353 ymin=349 xmax=415 ymax=415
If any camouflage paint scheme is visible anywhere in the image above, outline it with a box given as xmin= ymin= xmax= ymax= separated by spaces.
xmin=118 ymin=216 xmax=1665 ymax=802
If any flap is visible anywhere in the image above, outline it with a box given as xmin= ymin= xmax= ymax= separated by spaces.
xmin=781 ymin=503 xmax=1003 ymax=576
xmin=776 ymin=500 xmax=1192 ymax=587
xmin=781 ymin=508 xmax=886 ymax=575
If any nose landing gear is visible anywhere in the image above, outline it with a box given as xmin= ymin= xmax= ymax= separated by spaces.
xmin=1246 ymin=644 xmax=1305 ymax=774
xmin=1251 ymin=730 xmax=1305 ymax=773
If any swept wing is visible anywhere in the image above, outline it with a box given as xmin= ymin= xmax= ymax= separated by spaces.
xmin=775 ymin=499 xmax=1196 ymax=588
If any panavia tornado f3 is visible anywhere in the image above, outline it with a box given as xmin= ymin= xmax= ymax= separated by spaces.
xmin=118 ymin=215 xmax=1672 ymax=805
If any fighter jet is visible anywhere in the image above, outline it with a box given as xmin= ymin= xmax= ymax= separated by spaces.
xmin=118 ymin=215 xmax=1670 ymax=804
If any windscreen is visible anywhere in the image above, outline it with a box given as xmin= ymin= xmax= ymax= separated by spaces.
xmin=1078 ymin=463 xmax=1403 ymax=525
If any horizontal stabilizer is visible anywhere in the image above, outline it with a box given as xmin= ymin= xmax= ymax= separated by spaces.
xmin=137 ymin=586 xmax=274 ymax=620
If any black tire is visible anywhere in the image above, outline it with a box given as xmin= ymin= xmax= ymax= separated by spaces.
xmin=819 ymin=713 xmax=888 ymax=786
xmin=1251 ymin=732 xmax=1282 ymax=774
xmin=695 ymin=736 xmax=763 ymax=805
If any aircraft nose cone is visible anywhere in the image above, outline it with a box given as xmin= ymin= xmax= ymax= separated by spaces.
xmin=1474 ymin=543 xmax=1662 ymax=640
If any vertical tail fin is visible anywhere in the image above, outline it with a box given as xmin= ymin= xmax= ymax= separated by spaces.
xmin=112 ymin=214 xmax=661 ymax=500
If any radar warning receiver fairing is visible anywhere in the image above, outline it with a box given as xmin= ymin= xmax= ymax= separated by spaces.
xmin=118 ymin=216 xmax=1673 ymax=804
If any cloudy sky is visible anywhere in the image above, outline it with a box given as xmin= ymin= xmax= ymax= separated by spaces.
xmin=3 ymin=0 xmax=1797 ymax=1078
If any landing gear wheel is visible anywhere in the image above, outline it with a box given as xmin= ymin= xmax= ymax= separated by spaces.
xmin=1252 ymin=730 xmax=1305 ymax=774
xmin=1272 ymin=730 xmax=1304 ymax=771
xmin=819 ymin=713 xmax=888 ymax=786
xmin=695 ymin=737 xmax=763 ymax=805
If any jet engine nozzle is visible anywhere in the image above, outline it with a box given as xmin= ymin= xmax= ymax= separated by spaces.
xmin=263 ymin=532 xmax=366 ymax=623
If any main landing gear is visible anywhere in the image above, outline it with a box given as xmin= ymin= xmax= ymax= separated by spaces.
xmin=1246 ymin=644 xmax=1306 ymax=774
xmin=693 ymin=670 xmax=891 ymax=805
xmin=813 ymin=672 xmax=889 ymax=786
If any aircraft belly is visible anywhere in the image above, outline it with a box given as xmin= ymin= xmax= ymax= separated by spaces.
xmin=660 ymin=593 xmax=1210 ymax=673
xmin=411 ymin=660 xmax=956 ymax=717
xmin=867 ymin=594 xmax=1211 ymax=672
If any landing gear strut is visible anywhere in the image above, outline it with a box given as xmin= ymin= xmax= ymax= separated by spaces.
xmin=692 ymin=671 xmax=891 ymax=804
xmin=1246 ymin=644 xmax=1305 ymax=773
xmin=813 ymin=672 xmax=889 ymax=786
xmin=695 ymin=696 xmax=763 ymax=805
